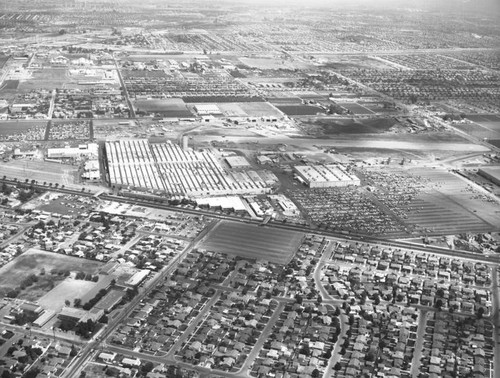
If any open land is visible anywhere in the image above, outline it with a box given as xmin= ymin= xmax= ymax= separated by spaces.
xmin=0 ymin=249 xmax=103 ymax=297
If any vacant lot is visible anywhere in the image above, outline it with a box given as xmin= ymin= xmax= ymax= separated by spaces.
xmin=200 ymin=221 xmax=303 ymax=264
xmin=18 ymin=68 xmax=69 ymax=91
xmin=0 ymin=249 xmax=103 ymax=298
xmin=0 ymin=160 xmax=78 ymax=186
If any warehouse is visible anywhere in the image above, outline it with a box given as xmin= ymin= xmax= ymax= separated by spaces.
xmin=226 ymin=156 xmax=251 ymax=169
xmin=194 ymin=104 xmax=222 ymax=115
xmin=293 ymin=164 xmax=360 ymax=188
xmin=47 ymin=143 xmax=99 ymax=159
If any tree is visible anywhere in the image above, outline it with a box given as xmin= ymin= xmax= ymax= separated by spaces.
xmin=141 ymin=361 xmax=154 ymax=374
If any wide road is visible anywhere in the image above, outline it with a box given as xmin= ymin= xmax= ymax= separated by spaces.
xmin=62 ymin=219 xmax=219 ymax=378
xmin=491 ymin=268 xmax=500 ymax=378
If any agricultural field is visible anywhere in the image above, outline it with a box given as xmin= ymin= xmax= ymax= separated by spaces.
xmin=237 ymin=101 xmax=283 ymax=117
xmin=0 ymin=55 xmax=9 ymax=69
xmin=337 ymin=102 xmax=375 ymax=115
xmin=17 ymin=68 xmax=69 ymax=91
xmin=304 ymin=117 xmax=398 ymax=135
xmin=276 ymin=104 xmax=326 ymax=116
xmin=200 ymin=221 xmax=303 ymax=264
xmin=0 ymin=249 xmax=103 ymax=298
xmin=0 ymin=80 xmax=19 ymax=90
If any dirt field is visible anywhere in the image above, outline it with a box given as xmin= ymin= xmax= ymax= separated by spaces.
xmin=237 ymin=102 xmax=283 ymax=117
xmin=200 ymin=221 xmax=304 ymax=264
xmin=0 ymin=249 xmax=104 ymax=298
xmin=17 ymin=68 xmax=69 ymax=91
xmin=38 ymin=279 xmax=96 ymax=311
xmin=0 ymin=160 xmax=78 ymax=186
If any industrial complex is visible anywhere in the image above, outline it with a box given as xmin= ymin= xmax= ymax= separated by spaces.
xmin=106 ymin=139 xmax=275 ymax=197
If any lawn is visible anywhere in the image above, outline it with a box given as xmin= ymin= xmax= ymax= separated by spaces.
xmin=200 ymin=221 xmax=304 ymax=264
xmin=0 ymin=249 xmax=104 ymax=298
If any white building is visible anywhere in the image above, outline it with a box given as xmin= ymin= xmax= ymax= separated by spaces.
xmin=194 ymin=104 xmax=222 ymax=115
xmin=294 ymin=164 xmax=360 ymax=188
xmin=47 ymin=144 xmax=98 ymax=159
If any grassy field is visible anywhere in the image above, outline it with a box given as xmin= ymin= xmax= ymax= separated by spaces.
xmin=0 ymin=249 xmax=104 ymax=298
xmin=0 ymin=120 xmax=48 ymax=136
xmin=200 ymin=221 xmax=304 ymax=264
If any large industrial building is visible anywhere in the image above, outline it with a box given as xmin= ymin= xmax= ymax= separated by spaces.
xmin=294 ymin=164 xmax=360 ymax=188
xmin=106 ymin=139 xmax=274 ymax=197
xmin=47 ymin=143 xmax=99 ymax=159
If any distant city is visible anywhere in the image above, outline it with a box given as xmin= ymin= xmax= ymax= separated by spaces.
xmin=0 ymin=1 xmax=499 ymax=378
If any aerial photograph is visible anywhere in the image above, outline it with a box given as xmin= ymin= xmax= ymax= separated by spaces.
xmin=0 ymin=0 xmax=499 ymax=377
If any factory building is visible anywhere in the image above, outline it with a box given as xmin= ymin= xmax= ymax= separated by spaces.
xmin=293 ymin=164 xmax=360 ymax=188
xmin=106 ymin=139 xmax=273 ymax=197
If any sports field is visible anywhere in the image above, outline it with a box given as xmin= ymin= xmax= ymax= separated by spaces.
xmin=200 ymin=221 xmax=304 ymax=264
xmin=0 ymin=249 xmax=104 ymax=298
xmin=38 ymin=279 xmax=96 ymax=311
